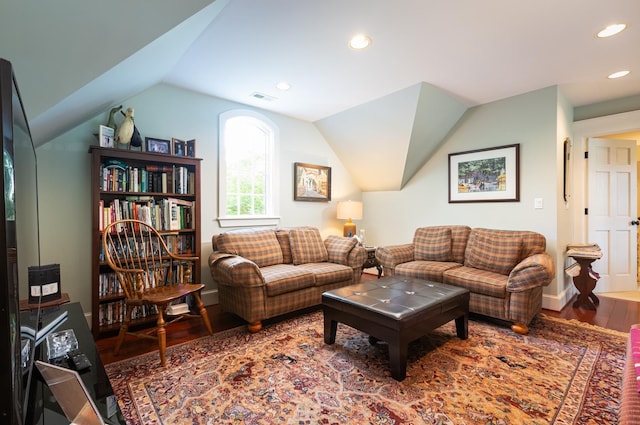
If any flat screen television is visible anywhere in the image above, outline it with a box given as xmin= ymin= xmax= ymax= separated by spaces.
xmin=0 ymin=58 xmax=41 ymax=425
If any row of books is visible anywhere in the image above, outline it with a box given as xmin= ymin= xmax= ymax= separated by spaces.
xmin=99 ymin=197 xmax=194 ymax=231
xmin=97 ymin=272 xmax=124 ymax=298
xmin=100 ymin=160 xmax=195 ymax=195
xmin=98 ymin=234 xmax=195 ymax=263
xmin=97 ymin=300 xmax=158 ymax=327
xmin=97 ymin=262 xmax=195 ymax=298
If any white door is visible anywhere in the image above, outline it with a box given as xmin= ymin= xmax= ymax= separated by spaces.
xmin=587 ymin=138 xmax=638 ymax=293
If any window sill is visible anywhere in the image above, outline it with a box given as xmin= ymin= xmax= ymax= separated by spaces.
xmin=217 ymin=216 xmax=280 ymax=228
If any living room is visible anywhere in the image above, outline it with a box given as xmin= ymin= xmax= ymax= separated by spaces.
xmin=2 ymin=1 xmax=640 ymax=423
xmin=3 ymin=0 xmax=638 ymax=322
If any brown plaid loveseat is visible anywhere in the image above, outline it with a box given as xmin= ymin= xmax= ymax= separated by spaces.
xmin=208 ymin=227 xmax=366 ymax=332
xmin=376 ymin=226 xmax=555 ymax=334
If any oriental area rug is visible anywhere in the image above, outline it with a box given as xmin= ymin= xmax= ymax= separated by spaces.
xmin=105 ymin=311 xmax=627 ymax=425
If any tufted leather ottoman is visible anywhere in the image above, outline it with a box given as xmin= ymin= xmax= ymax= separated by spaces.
xmin=322 ymin=276 xmax=469 ymax=380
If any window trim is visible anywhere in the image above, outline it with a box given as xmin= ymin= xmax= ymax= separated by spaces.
xmin=217 ymin=109 xmax=280 ymax=228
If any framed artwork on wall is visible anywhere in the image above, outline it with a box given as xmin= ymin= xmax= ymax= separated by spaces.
xmin=563 ymin=137 xmax=572 ymax=202
xmin=448 ymin=143 xmax=520 ymax=203
xmin=294 ymin=162 xmax=331 ymax=202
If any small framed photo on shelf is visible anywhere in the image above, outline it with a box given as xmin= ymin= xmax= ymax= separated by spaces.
xmin=186 ymin=139 xmax=196 ymax=157
xmin=99 ymin=125 xmax=114 ymax=148
xmin=145 ymin=137 xmax=171 ymax=154
xmin=172 ymin=138 xmax=186 ymax=156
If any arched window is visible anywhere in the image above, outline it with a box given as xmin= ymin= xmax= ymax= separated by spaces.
xmin=218 ymin=110 xmax=279 ymax=227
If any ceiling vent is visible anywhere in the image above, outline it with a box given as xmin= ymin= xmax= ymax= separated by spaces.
xmin=250 ymin=92 xmax=277 ymax=102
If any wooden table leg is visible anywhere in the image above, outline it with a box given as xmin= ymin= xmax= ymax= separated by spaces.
xmin=571 ymin=257 xmax=598 ymax=310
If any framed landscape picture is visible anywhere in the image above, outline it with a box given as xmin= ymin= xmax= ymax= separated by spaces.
xmin=448 ymin=144 xmax=520 ymax=203
xmin=294 ymin=162 xmax=331 ymax=202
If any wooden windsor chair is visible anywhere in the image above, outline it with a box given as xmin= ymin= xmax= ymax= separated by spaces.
xmin=102 ymin=219 xmax=213 ymax=366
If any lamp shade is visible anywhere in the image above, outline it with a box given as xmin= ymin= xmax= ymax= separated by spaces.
xmin=336 ymin=201 xmax=363 ymax=220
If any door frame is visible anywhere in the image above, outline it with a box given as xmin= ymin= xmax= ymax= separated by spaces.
xmin=573 ymin=110 xmax=640 ymax=290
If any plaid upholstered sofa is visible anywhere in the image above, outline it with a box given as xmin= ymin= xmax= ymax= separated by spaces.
xmin=208 ymin=227 xmax=367 ymax=332
xmin=376 ymin=226 xmax=555 ymax=334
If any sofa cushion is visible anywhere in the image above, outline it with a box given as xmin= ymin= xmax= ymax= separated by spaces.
xmin=296 ymin=262 xmax=354 ymax=286
xmin=289 ymin=227 xmax=329 ymax=265
xmin=261 ymin=264 xmax=316 ymax=297
xmin=275 ymin=229 xmax=293 ymax=264
xmin=414 ymin=227 xmax=453 ymax=261
xmin=324 ymin=235 xmax=357 ymax=265
xmin=465 ymin=231 xmax=522 ymax=275
xmin=216 ymin=229 xmax=283 ymax=267
xmin=396 ymin=260 xmax=461 ymax=282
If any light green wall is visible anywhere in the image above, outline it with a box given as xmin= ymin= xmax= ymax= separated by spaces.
xmin=362 ymin=86 xmax=565 ymax=306
xmin=35 ymin=83 xmax=360 ymax=315
xmin=33 ymin=83 xmax=577 ymax=318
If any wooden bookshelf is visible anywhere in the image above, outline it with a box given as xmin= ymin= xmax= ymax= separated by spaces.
xmin=89 ymin=146 xmax=202 ymax=339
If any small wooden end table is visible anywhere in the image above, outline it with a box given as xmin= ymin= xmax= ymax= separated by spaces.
xmin=362 ymin=246 xmax=382 ymax=278
xmin=569 ymin=256 xmax=600 ymax=310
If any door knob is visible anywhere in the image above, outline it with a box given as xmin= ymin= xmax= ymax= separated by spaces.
xmin=632 ymin=219 xmax=640 ymax=226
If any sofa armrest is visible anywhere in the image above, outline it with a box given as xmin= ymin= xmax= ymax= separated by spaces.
xmin=208 ymin=252 xmax=265 ymax=288
xmin=347 ymin=245 xmax=367 ymax=269
xmin=507 ymin=253 xmax=555 ymax=292
xmin=376 ymin=244 xmax=415 ymax=271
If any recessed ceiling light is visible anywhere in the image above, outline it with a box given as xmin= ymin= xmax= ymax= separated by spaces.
xmin=608 ymin=70 xmax=630 ymax=79
xmin=276 ymin=81 xmax=291 ymax=91
xmin=597 ymin=23 xmax=627 ymax=38
xmin=348 ymin=34 xmax=371 ymax=50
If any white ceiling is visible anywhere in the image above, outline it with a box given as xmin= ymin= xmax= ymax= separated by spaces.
xmin=2 ymin=0 xmax=640 ymax=151
xmin=165 ymin=0 xmax=640 ymax=122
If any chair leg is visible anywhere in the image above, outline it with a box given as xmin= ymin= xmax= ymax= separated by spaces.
xmin=193 ymin=293 xmax=213 ymax=335
xmin=156 ymin=306 xmax=168 ymax=366
xmin=114 ymin=305 xmax=132 ymax=356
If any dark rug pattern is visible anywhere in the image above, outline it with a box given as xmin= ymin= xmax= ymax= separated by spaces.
xmin=105 ymin=312 xmax=627 ymax=424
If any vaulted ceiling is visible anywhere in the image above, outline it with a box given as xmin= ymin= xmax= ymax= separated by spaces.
xmin=2 ymin=0 xmax=639 ymax=190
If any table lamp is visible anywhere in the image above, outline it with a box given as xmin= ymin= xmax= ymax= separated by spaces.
xmin=337 ymin=200 xmax=363 ymax=237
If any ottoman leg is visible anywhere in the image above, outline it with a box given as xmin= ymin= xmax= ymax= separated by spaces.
xmin=324 ymin=316 xmax=337 ymax=344
xmin=455 ymin=313 xmax=468 ymax=339
xmin=388 ymin=341 xmax=408 ymax=381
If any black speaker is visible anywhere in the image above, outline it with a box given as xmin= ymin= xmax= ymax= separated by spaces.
xmin=28 ymin=263 xmax=61 ymax=304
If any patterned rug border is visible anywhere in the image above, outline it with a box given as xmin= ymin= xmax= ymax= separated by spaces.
xmin=105 ymin=321 xmax=251 ymax=368
xmin=106 ymin=312 xmax=627 ymax=424
xmin=537 ymin=313 xmax=630 ymax=337
xmin=106 ymin=312 xmax=629 ymax=369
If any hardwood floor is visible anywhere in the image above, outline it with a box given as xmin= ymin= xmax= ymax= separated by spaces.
xmin=96 ymin=273 xmax=640 ymax=365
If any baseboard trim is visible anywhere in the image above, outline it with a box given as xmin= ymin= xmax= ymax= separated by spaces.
xmin=542 ymin=285 xmax=577 ymax=311
xmin=202 ymin=288 xmax=219 ymax=306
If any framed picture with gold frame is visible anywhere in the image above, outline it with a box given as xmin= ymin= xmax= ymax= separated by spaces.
xmin=294 ymin=162 xmax=331 ymax=202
